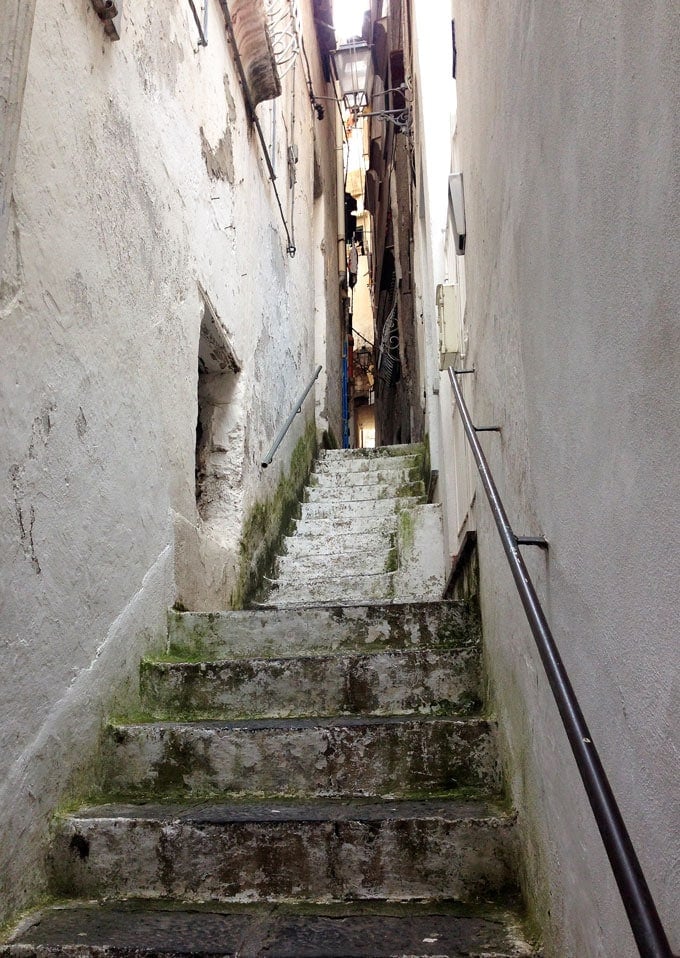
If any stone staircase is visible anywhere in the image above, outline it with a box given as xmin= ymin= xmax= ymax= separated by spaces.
xmin=1 ymin=446 xmax=539 ymax=957
xmin=263 ymin=445 xmax=445 ymax=607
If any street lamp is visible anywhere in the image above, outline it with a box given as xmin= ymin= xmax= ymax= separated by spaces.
xmin=330 ymin=39 xmax=374 ymax=112
xmin=330 ymin=39 xmax=411 ymax=133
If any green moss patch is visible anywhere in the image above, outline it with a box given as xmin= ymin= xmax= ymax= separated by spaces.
xmin=230 ymin=418 xmax=317 ymax=609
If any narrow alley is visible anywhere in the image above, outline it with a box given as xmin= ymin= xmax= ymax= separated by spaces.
xmin=0 ymin=2 xmax=678 ymax=957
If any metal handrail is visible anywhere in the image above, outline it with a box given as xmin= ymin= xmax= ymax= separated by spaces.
xmin=261 ymin=365 xmax=322 ymax=468
xmin=187 ymin=0 xmax=207 ymax=45
xmin=447 ymin=366 xmax=676 ymax=958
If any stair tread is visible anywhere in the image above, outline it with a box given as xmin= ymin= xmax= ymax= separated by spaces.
xmin=279 ymin=545 xmax=395 ymax=557
xmin=291 ymin=517 xmax=398 ymax=534
xmin=167 ymin=601 xmax=474 ymax=659
xmin=282 ymin=535 xmax=392 ymax=549
xmin=319 ymin=444 xmax=422 ymax=458
xmin=269 ymin=569 xmax=394 ymax=582
xmin=274 ymin=554 xmax=394 ymax=575
xmin=305 ymin=481 xmax=423 ymax=495
xmin=111 ymin=714 xmax=489 ymax=732
xmin=4 ymin=900 xmax=537 ymax=957
xmin=300 ymin=493 xmax=422 ymax=510
xmin=67 ymin=796 xmax=511 ymax=823
xmin=299 ymin=496 xmax=423 ymax=517
xmin=309 ymin=470 xmax=418 ymax=485
xmin=147 ymin=644 xmax=476 ymax=666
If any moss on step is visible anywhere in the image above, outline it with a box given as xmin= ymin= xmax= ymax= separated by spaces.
xmin=397 ymin=507 xmax=415 ymax=553
xmin=151 ymin=648 xmax=214 ymax=665
xmin=230 ymin=418 xmax=317 ymax=609
xmin=394 ymin=479 xmax=426 ymax=500
xmin=73 ymin=781 xmax=505 ymax=810
xmin=0 ymin=894 xmax=84 ymax=944
xmin=165 ymin=610 xmax=221 ymax=659
xmin=435 ymin=597 xmax=482 ymax=649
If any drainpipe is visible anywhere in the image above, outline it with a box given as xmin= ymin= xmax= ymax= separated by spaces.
xmin=342 ymin=336 xmax=350 ymax=448
xmin=336 ymin=105 xmax=346 ymax=283
xmin=335 ymin=106 xmax=351 ymax=446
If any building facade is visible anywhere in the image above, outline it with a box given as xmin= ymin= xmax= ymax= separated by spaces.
xmin=405 ymin=1 xmax=679 ymax=956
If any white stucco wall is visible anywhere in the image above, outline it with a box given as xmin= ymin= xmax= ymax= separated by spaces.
xmin=446 ymin=2 xmax=680 ymax=956
xmin=409 ymin=0 xmax=464 ymax=563
xmin=0 ymin=0 xmax=338 ymax=923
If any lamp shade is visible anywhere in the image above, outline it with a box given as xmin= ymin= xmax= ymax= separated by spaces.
xmin=331 ymin=40 xmax=374 ymax=111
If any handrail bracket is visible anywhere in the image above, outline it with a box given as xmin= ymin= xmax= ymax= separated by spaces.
xmin=516 ymin=535 xmax=549 ymax=549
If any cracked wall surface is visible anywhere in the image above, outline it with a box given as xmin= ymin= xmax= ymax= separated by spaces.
xmin=0 ymin=0 xmax=339 ymax=925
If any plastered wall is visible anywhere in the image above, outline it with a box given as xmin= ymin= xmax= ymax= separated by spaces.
xmin=0 ymin=0 xmax=338 ymax=923
xmin=449 ymin=2 xmax=680 ymax=955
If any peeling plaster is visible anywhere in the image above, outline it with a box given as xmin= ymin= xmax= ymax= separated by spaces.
xmin=200 ymin=125 xmax=235 ymax=183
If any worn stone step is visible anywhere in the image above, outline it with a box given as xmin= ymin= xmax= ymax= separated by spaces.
xmin=309 ymin=464 xmax=421 ymax=487
xmin=264 ymin=571 xmax=397 ymax=606
xmin=274 ymin=548 xmax=395 ymax=579
xmin=280 ymin=530 xmax=393 ymax=558
xmin=291 ymin=514 xmax=398 ymax=538
xmin=304 ymin=479 xmax=424 ymax=503
xmin=50 ymin=798 xmax=517 ymax=904
xmin=312 ymin=458 xmax=422 ymax=479
xmin=140 ymin=646 xmax=480 ymax=719
xmin=2 ymin=900 xmax=539 ymax=957
xmin=167 ymin=602 xmax=477 ymax=662
xmin=318 ymin=444 xmax=422 ymax=462
xmin=102 ymin=715 xmax=497 ymax=800
xmin=300 ymin=496 xmax=422 ymax=521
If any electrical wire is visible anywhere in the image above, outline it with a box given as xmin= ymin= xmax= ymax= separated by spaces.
xmin=218 ymin=0 xmax=297 ymax=255
xmin=352 ymin=327 xmax=374 ymax=347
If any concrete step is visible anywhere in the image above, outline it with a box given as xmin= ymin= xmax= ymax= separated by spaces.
xmin=263 ymin=571 xmax=397 ymax=606
xmin=102 ymin=715 xmax=497 ymax=800
xmin=280 ymin=530 xmax=393 ymax=558
xmin=318 ymin=444 xmax=422 ymax=462
xmin=309 ymin=464 xmax=421 ymax=487
xmin=50 ymin=798 xmax=517 ymax=904
xmin=167 ymin=602 xmax=478 ymax=661
xmin=273 ymin=548 xmax=395 ymax=579
xmin=304 ymin=480 xmax=425 ymax=503
xmin=2 ymin=900 xmax=539 ymax=957
xmin=291 ymin=513 xmax=398 ymax=538
xmin=300 ymin=496 xmax=422 ymax=521
xmin=140 ymin=646 xmax=481 ymax=720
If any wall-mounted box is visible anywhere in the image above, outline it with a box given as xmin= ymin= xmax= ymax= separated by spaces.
xmin=436 ymin=283 xmax=461 ymax=370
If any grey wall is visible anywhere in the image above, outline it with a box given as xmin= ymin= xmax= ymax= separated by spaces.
xmin=453 ymin=2 xmax=679 ymax=955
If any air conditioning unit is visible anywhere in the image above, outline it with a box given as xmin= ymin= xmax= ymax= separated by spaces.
xmin=436 ymin=283 xmax=461 ymax=371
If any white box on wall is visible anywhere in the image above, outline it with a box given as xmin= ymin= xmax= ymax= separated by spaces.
xmin=436 ymin=283 xmax=461 ymax=370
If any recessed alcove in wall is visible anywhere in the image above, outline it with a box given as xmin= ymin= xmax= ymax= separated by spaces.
xmin=195 ymin=287 xmax=242 ymax=520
